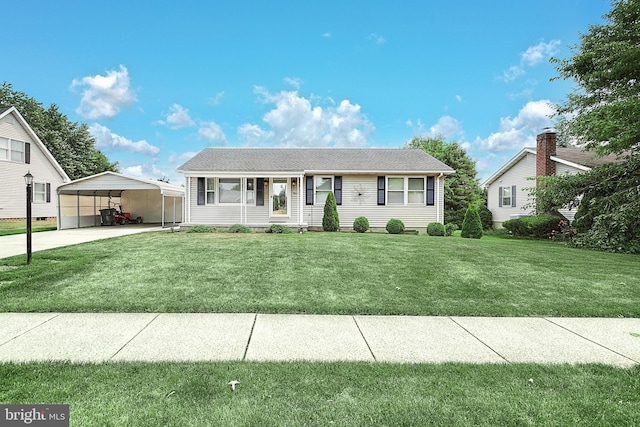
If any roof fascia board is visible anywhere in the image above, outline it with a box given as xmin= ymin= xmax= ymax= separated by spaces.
xmin=482 ymin=148 xmax=535 ymax=187
xmin=550 ymin=156 xmax=591 ymax=172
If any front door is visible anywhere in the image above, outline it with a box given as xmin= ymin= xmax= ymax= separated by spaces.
xmin=271 ymin=178 xmax=289 ymax=217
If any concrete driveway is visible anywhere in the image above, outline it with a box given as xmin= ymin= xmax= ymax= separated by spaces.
xmin=0 ymin=225 xmax=162 ymax=259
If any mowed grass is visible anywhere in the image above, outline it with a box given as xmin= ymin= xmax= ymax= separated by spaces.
xmin=0 ymin=219 xmax=57 ymax=236
xmin=0 ymin=232 xmax=638 ymax=316
xmin=1 ymin=362 xmax=639 ymax=426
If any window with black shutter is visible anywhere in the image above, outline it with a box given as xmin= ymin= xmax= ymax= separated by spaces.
xmin=256 ymin=178 xmax=265 ymax=206
xmin=426 ymin=176 xmax=435 ymax=206
xmin=377 ymin=176 xmax=385 ymax=205
xmin=306 ymin=175 xmax=314 ymax=205
xmin=334 ymin=176 xmax=342 ymax=205
xmin=197 ymin=177 xmax=205 ymax=205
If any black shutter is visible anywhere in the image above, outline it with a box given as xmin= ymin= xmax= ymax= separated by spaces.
xmin=25 ymin=142 xmax=30 ymax=164
xmin=511 ymin=185 xmax=517 ymax=207
xmin=306 ymin=175 xmax=314 ymax=205
xmin=426 ymin=176 xmax=435 ymax=206
xmin=197 ymin=177 xmax=205 ymax=205
xmin=46 ymin=183 xmax=51 ymax=203
xmin=377 ymin=176 xmax=385 ymax=205
xmin=256 ymin=178 xmax=264 ymax=206
xmin=498 ymin=186 xmax=503 ymax=207
xmin=334 ymin=176 xmax=342 ymax=205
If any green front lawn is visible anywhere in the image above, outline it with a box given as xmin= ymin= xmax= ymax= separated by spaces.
xmin=1 ymin=232 xmax=638 ymax=316
xmin=1 ymin=362 xmax=638 ymax=426
xmin=0 ymin=219 xmax=57 ymax=236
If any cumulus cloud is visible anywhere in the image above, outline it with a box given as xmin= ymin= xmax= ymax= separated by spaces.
xmin=198 ymin=121 xmax=227 ymax=145
xmin=158 ymin=104 xmax=196 ymax=129
xmin=238 ymin=88 xmax=374 ymax=147
xmin=89 ymin=123 xmax=160 ymax=156
xmin=123 ymin=163 xmax=169 ymax=180
xmin=500 ymin=40 xmax=560 ymax=82
xmin=406 ymin=115 xmax=463 ymax=140
xmin=71 ymin=65 xmax=136 ymax=119
xmin=476 ymin=100 xmax=554 ymax=151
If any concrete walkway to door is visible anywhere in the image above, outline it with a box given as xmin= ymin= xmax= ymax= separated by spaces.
xmin=0 ymin=225 xmax=162 ymax=259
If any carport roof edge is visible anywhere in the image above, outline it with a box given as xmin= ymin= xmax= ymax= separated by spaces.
xmin=57 ymin=172 xmax=185 ymax=198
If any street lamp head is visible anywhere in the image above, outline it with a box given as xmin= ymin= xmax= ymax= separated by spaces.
xmin=24 ymin=171 xmax=33 ymax=186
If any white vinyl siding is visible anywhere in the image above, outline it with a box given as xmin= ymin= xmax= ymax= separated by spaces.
xmin=486 ymin=153 xmax=536 ymax=228
xmin=0 ymin=111 xmax=67 ymax=219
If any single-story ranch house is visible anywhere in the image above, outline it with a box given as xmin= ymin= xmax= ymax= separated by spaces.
xmin=483 ymin=130 xmax=620 ymax=228
xmin=177 ymin=148 xmax=455 ymax=232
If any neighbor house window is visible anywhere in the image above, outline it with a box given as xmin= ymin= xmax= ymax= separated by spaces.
xmin=499 ymin=185 xmax=516 ymax=208
xmin=246 ymin=178 xmax=255 ymax=205
xmin=10 ymin=140 xmax=25 ymax=162
xmin=408 ymin=178 xmax=425 ymax=204
xmin=206 ymin=178 xmax=215 ymax=204
xmin=33 ymin=183 xmax=46 ymax=203
xmin=387 ymin=177 xmax=404 ymax=204
xmin=315 ymin=177 xmax=332 ymax=205
xmin=0 ymin=137 xmax=8 ymax=160
xmin=219 ymin=178 xmax=241 ymax=203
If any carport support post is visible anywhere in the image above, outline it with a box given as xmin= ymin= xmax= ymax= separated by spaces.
xmin=173 ymin=197 xmax=176 ymax=226
xmin=161 ymin=194 xmax=165 ymax=228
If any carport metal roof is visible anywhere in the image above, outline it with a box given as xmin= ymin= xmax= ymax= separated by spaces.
xmin=57 ymin=172 xmax=184 ymax=198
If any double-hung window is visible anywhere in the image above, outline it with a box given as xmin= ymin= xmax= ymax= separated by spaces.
xmin=387 ymin=178 xmax=405 ymax=204
xmin=0 ymin=137 xmax=8 ymax=160
xmin=11 ymin=140 xmax=24 ymax=162
xmin=219 ymin=178 xmax=241 ymax=203
xmin=502 ymin=186 xmax=512 ymax=207
xmin=408 ymin=178 xmax=425 ymax=204
xmin=33 ymin=183 xmax=47 ymax=203
xmin=246 ymin=178 xmax=255 ymax=205
xmin=499 ymin=185 xmax=516 ymax=208
xmin=315 ymin=177 xmax=332 ymax=205
xmin=0 ymin=137 xmax=27 ymax=163
xmin=206 ymin=178 xmax=216 ymax=204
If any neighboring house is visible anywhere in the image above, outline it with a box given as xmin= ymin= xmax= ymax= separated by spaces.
xmin=177 ymin=148 xmax=455 ymax=232
xmin=483 ymin=130 xmax=620 ymax=228
xmin=0 ymin=106 xmax=70 ymax=221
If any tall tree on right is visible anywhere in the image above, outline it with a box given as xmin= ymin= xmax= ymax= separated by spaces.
xmin=536 ymin=0 xmax=640 ymax=253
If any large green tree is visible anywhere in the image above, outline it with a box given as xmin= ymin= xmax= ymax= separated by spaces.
xmin=404 ymin=137 xmax=483 ymax=227
xmin=1 ymin=82 xmax=118 ymax=180
xmin=537 ymin=0 xmax=640 ymax=253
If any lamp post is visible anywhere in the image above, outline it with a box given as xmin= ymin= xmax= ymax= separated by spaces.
xmin=24 ymin=171 xmax=33 ymax=265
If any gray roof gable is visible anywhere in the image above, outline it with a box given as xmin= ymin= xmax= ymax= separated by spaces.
xmin=178 ymin=148 xmax=454 ymax=174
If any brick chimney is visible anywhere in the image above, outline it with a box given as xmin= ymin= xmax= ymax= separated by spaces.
xmin=536 ymin=130 xmax=557 ymax=186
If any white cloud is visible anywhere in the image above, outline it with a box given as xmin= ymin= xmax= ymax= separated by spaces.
xmin=123 ymin=163 xmax=169 ymax=180
xmin=89 ymin=123 xmax=160 ymax=156
xmin=500 ymin=40 xmax=560 ymax=82
xmin=284 ymin=77 xmax=303 ymax=89
xmin=207 ymin=91 xmax=225 ymax=105
xmin=238 ymin=88 xmax=374 ymax=147
xmin=158 ymin=104 xmax=196 ymax=129
xmin=198 ymin=121 xmax=227 ymax=145
xmin=71 ymin=65 xmax=136 ymax=119
xmin=521 ymin=40 xmax=561 ymax=66
xmin=406 ymin=115 xmax=463 ymax=140
xmin=368 ymin=33 xmax=386 ymax=45
xmin=476 ymin=100 xmax=554 ymax=151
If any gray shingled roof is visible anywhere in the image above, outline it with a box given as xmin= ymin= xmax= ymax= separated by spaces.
xmin=177 ymin=148 xmax=455 ymax=174
xmin=555 ymin=147 xmax=621 ymax=168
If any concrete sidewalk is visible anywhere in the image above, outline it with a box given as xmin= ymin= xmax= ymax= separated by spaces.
xmin=0 ymin=225 xmax=162 ymax=259
xmin=0 ymin=313 xmax=638 ymax=366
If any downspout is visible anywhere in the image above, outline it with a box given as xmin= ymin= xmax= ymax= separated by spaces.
xmin=76 ymin=191 xmax=81 ymax=229
xmin=93 ymin=190 xmax=97 ymax=227
xmin=438 ymin=173 xmax=444 ymax=224
xmin=298 ymin=174 xmax=303 ymax=227
xmin=162 ymin=193 xmax=165 ymax=228
xmin=57 ymin=191 xmax=61 ymax=230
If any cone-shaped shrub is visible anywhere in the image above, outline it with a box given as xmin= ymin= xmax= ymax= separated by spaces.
xmin=461 ymin=205 xmax=483 ymax=239
xmin=322 ymin=192 xmax=340 ymax=231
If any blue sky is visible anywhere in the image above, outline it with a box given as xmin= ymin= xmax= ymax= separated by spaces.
xmin=3 ymin=0 xmax=610 ymax=183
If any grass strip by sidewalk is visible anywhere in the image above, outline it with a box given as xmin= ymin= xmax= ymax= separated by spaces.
xmin=0 ymin=219 xmax=57 ymax=236
xmin=1 ymin=232 xmax=638 ymax=316
xmin=1 ymin=362 xmax=639 ymax=426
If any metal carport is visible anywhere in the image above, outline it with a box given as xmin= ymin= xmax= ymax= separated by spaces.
xmin=56 ymin=172 xmax=184 ymax=229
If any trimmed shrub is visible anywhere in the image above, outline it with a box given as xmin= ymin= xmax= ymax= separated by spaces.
xmin=503 ymin=215 xmax=561 ymax=239
xmin=186 ymin=225 xmax=216 ymax=233
xmin=265 ymin=224 xmax=294 ymax=234
xmin=426 ymin=222 xmax=445 ymax=236
xmin=477 ymin=203 xmax=494 ymax=230
xmin=322 ymin=192 xmax=340 ymax=232
xmin=353 ymin=216 xmax=369 ymax=233
xmin=386 ymin=218 xmax=405 ymax=234
xmin=445 ymin=223 xmax=458 ymax=237
xmin=226 ymin=224 xmax=253 ymax=233
xmin=461 ymin=205 xmax=483 ymax=239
